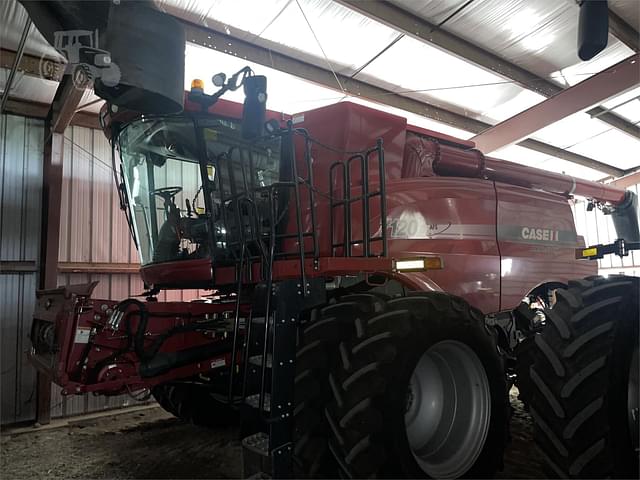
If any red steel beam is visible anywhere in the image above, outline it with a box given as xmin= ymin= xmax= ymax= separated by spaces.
xmin=51 ymin=74 xmax=88 ymax=134
xmin=472 ymin=54 xmax=640 ymax=154
xmin=609 ymin=170 xmax=640 ymax=189
xmin=36 ymin=120 xmax=64 ymax=426
xmin=35 ymin=74 xmax=84 ymax=426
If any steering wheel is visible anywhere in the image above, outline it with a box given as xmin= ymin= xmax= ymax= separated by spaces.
xmin=152 ymin=186 xmax=182 ymax=203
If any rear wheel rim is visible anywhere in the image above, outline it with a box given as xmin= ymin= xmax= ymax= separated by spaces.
xmin=404 ymin=340 xmax=491 ymax=478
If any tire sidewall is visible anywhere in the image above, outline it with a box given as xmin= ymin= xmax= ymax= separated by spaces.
xmin=610 ymin=295 xmax=639 ymax=475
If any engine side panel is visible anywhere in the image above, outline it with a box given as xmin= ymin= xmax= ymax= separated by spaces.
xmin=383 ymin=177 xmax=501 ymax=313
xmin=495 ymin=183 xmax=597 ymax=309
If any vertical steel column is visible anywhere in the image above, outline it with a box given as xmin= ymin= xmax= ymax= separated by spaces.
xmin=36 ymin=117 xmax=65 ymax=425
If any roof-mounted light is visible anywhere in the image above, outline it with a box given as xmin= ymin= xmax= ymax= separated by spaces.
xmin=190 ymin=79 xmax=205 ymax=93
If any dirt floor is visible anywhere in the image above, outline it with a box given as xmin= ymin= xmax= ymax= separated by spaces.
xmin=1 ymin=389 xmax=544 ymax=479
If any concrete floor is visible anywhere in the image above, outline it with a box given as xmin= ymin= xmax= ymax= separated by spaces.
xmin=1 ymin=389 xmax=544 ymax=479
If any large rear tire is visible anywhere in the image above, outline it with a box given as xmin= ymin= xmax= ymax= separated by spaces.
xmin=325 ymin=292 xmax=508 ymax=478
xmin=528 ymin=275 xmax=639 ymax=478
xmin=293 ymin=293 xmax=386 ymax=477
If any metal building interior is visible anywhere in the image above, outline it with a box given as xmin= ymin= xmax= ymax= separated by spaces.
xmin=1 ymin=0 xmax=639 ymax=479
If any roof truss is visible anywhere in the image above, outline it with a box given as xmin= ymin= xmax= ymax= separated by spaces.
xmin=337 ymin=0 xmax=640 ymax=141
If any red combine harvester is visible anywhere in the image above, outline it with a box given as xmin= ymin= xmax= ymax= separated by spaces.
xmin=29 ymin=69 xmax=639 ymax=479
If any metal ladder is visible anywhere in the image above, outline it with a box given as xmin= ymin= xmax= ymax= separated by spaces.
xmin=217 ymin=124 xmax=322 ymax=478
xmin=230 ymin=129 xmax=387 ymax=477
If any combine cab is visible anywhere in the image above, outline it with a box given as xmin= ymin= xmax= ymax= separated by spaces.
xmin=29 ymin=69 xmax=639 ymax=478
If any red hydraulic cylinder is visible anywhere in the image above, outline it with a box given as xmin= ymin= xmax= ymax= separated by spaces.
xmin=431 ymin=144 xmax=627 ymax=205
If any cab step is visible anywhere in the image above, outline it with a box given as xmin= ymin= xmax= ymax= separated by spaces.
xmin=249 ymin=354 xmax=272 ymax=368
xmin=242 ymin=432 xmax=271 ymax=478
xmin=245 ymin=393 xmax=270 ymax=412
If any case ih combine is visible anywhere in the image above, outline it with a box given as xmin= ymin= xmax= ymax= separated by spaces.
xmin=28 ymin=69 xmax=638 ymax=479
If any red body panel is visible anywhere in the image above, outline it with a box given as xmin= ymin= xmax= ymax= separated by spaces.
xmin=136 ymin=100 xmax=602 ymax=312
xmin=495 ymin=183 xmax=596 ymax=308
xmin=29 ymin=285 xmax=247 ymax=395
xmin=379 ymin=177 xmax=501 ymax=313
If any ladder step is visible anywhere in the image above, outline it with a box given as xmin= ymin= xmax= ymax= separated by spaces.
xmin=242 ymin=432 xmax=271 ymax=478
xmin=249 ymin=354 xmax=272 ymax=368
xmin=245 ymin=393 xmax=271 ymax=412
xmin=242 ymin=432 xmax=269 ymax=455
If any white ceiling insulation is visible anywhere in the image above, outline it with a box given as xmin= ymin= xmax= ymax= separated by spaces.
xmin=0 ymin=70 xmax=59 ymax=105
xmin=569 ymin=129 xmax=640 ymax=170
xmin=532 ymin=111 xmax=612 ymax=149
xmin=257 ymin=0 xmax=402 ymax=76
xmin=600 ymin=86 xmax=640 ymax=124
xmin=354 ymin=34 xmax=547 ymax=124
xmin=0 ymin=0 xmax=63 ymax=60
xmin=158 ymin=0 xmax=403 ymax=75
xmin=1 ymin=0 xmax=638 ymax=180
xmin=167 ymin=0 xmax=640 ymax=179
xmin=0 ymin=66 xmax=104 ymax=113
xmin=610 ymin=0 xmax=640 ymax=31
xmin=389 ymin=0 xmax=635 ymax=83
xmin=185 ymin=42 xmax=476 ymax=141
xmin=490 ymin=144 xmax=605 ymax=181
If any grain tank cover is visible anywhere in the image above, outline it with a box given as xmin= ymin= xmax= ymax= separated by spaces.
xmin=292 ymin=101 xmax=407 ymax=181
xmin=94 ymin=2 xmax=185 ymax=114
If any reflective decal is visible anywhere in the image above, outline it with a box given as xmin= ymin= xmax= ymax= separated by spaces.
xmin=74 ymin=328 xmax=91 ymax=344
xmin=385 ymin=210 xmax=494 ymax=239
xmin=210 ymin=358 xmax=226 ymax=369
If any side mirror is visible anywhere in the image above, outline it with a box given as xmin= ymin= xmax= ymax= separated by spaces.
xmin=578 ymin=0 xmax=609 ymax=61
xmin=242 ymin=75 xmax=267 ymax=139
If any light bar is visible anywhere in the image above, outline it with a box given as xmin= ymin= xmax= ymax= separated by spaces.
xmin=394 ymin=257 xmax=443 ymax=272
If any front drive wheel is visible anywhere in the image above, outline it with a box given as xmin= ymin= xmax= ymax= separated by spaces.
xmin=293 ymin=293 xmax=387 ymax=477
xmin=325 ymin=292 xmax=508 ymax=478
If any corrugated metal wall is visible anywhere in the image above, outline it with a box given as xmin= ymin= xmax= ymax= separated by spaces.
xmin=573 ymin=183 xmax=640 ymax=276
xmin=52 ymin=125 xmax=146 ymax=419
xmin=0 ymin=114 xmax=43 ymax=425
xmin=1 ymin=116 xmax=206 ymax=425
xmin=57 ymin=125 xmax=202 ymax=301
xmin=51 ymin=125 xmax=204 ymax=418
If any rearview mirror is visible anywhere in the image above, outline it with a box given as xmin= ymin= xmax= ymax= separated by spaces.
xmin=242 ymin=75 xmax=267 ymax=139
